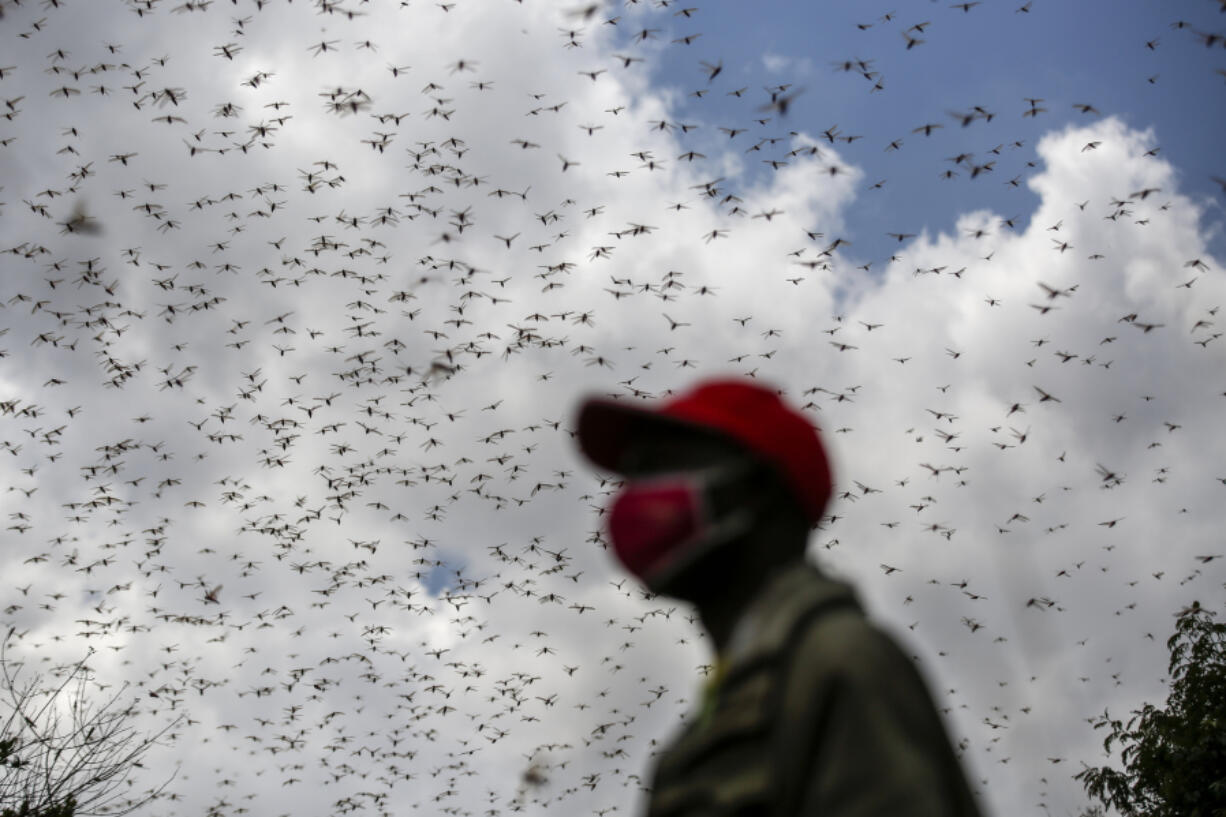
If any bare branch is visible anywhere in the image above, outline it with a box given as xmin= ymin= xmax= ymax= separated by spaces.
xmin=1 ymin=646 xmax=180 ymax=817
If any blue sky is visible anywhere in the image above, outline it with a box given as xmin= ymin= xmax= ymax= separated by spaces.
xmin=621 ymin=0 xmax=1226 ymax=264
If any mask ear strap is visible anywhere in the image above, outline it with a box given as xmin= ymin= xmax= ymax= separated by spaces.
xmin=642 ymin=471 xmax=764 ymax=595
xmin=702 ymin=458 xmax=778 ymax=516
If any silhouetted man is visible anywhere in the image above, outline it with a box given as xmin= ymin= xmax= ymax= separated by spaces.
xmin=576 ymin=378 xmax=984 ymax=817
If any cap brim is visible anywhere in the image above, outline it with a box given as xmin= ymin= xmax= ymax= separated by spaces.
xmin=576 ymin=397 xmax=705 ymax=473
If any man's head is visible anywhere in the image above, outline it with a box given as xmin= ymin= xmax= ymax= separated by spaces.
xmin=576 ymin=379 xmax=833 ymax=598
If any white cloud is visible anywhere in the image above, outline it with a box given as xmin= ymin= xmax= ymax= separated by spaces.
xmin=762 ymin=52 xmax=813 ymax=76
xmin=0 ymin=4 xmax=1222 ymax=817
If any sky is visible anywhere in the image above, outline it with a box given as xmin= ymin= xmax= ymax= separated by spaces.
xmin=0 ymin=1 xmax=1224 ymax=816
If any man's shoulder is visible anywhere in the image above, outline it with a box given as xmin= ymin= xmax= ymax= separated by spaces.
xmin=794 ymin=600 xmax=913 ymax=682
xmin=743 ymin=562 xmax=916 ymax=682
xmin=723 ymin=561 xmax=864 ymax=669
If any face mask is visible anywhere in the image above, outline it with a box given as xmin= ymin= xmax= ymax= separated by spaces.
xmin=606 ymin=463 xmax=757 ymax=588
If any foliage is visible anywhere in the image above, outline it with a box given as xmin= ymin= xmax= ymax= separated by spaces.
xmin=1075 ymin=600 xmax=1226 ymax=817
xmin=0 ymin=646 xmax=178 ymax=817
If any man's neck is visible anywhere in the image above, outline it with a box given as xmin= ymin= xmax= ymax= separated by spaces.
xmin=696 ymin=556 xmax=801 ymax=652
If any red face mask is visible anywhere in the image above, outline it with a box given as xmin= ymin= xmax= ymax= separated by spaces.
xmin=607 ymin=464 xmax=756 ymax=587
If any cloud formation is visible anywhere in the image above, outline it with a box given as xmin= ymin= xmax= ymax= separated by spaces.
xmin=0 ymin=3 xmax=1222 ymax=817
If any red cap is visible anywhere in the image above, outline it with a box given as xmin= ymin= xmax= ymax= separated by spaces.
xmin=577 ymin=378 xmax=833 ymax=525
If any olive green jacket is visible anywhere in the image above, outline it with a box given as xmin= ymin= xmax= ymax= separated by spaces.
xmin=645 ymin=562 xmax=985 ymax=817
